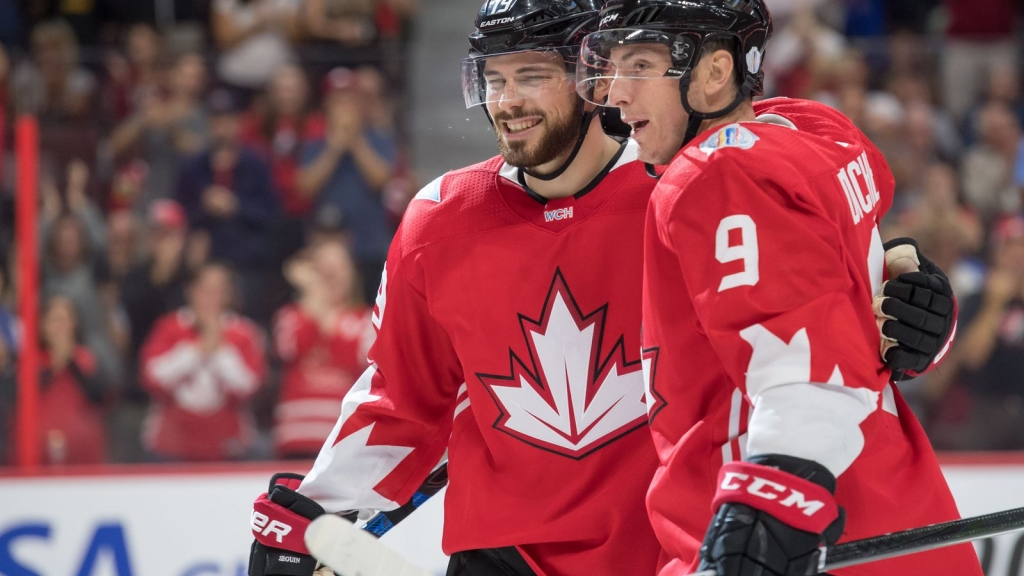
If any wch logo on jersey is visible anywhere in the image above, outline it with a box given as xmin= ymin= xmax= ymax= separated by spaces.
xmin=544 ymin=206 xmax=574 ymax=222
xmin=478 ymin=270 xmax=648 ymax=459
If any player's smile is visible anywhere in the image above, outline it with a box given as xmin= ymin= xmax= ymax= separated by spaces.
xmin=502 ymin=116 xmax=544 ymax=139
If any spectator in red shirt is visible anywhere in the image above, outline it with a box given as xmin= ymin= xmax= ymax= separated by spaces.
xmin=272 ymin=238 xmax=372 ymax=458
xmin=37 ymin=295 xmax=108 ymax=465
xmin=139 ymin=262 xmax=267 ymax=461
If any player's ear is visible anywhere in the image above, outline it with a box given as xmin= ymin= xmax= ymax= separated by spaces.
xmin=702 ymin=49 xmax=736 ymax=102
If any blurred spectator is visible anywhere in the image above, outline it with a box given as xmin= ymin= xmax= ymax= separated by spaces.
xmin=886 ymin=73 xmax=962 ymax=162
xmin=102 ymin=23 xmax=164 ymax=124
xmin=176 ymin=88 xmax=282 ymax=325
xmin=243 ymin=64 xmax=324 ymax=220
xmin=940 ymin=0 xmax=1019 ymax=120
xmin=961 ymin=101 xmax=1024 ymax=222
xmin=102 ymin=211 xmax=142 ymax=289
xmin=139 ymin=262 xmax=266 ymax=461
xmin=27 ymin=0 xmax=102 ymax=46
xmin=211 ymin=0 xmax=302 ymax=96
xmin=108 ymin=51 xmax=209 ymax=211
xmin=41 ymin=161 xmax=123 ymax=387
xmin=298 ymin=67 xmax=396 ymax=303
xmin=763 ymin=6 xmax=846 ymax=99
xmin=935 ymin=217 xmax=1024 ymax=450
xmin=892 ymin=163 xmax=986 ymax=296
xmin=962 ymin=62 xmax=1024 ymax=145
xmin=272 ymin=239 xmax=372 ymax=458
xmin=11 ymin=19 xmax=97 ymax=122
xmin=304 ymin=0 xmax=377 ymax=46
xmin=97 ymin=210 xmax=137 ymax=361
xmin=114 ymin=200 xmax=191 ymax=462
xmin=36 ymin=296 xmax=108 ymax=464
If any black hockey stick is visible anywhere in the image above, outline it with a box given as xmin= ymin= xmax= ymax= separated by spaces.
xmin=691 ymin=505 xmax=1024 ymax=575
xmin=361 ymin=462 xmax=449 ymax=537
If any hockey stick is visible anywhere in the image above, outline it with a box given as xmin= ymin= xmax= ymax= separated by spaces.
xmin=689 ymin=505 xmax=1024 ymax=575
xmin=362 ymin=462 xmax=449 ymax=537
xmin=307 ymin=514 xmax=432 ymax=576
xmin=306 ymin=462 xmax=450 ymax=576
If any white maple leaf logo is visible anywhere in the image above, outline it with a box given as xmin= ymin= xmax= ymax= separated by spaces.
xmin=478 ymin=271 xmax=648 ymax=459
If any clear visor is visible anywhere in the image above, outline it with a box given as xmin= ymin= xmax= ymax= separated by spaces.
xmin=575 ymin=29 xmax=689 ymax=107
xmin=461 ymin=47 xmax=577 ymax=109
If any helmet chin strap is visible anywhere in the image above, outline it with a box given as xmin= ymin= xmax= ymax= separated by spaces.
xmin=679 ymin=73 xmax=757 ymax=146
xmin=523 ymin=108 xmax=595 ymax=181
xmin=643 ymin=73 xmax=755 ymax=180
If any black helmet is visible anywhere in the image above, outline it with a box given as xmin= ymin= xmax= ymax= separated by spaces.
xmin=579 ymin=0 xmax=772 ymax=151
xmin=598 ymin=0 xmax=772 ymax=97
xmin=463 ymin=0 xmax=600 ymax=109
xmin=468 ymin=0 xmax=600 ymax=57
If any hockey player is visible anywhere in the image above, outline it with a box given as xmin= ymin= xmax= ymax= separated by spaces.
xmin=251 ymin=3 xmax=663 ymax=574
xmin=577 ymin=1 xmax=981 ymax=575
xmin=248 ymin=1 xmax=959 ymax=575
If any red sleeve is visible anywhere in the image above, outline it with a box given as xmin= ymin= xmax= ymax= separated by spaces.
xmin=654 ymin=151 xmax=885 ymax=475
xmin=298 ymin=221 xmax=464 ymax=514
xmin=273 ymin=305 xmax=320 ymax=364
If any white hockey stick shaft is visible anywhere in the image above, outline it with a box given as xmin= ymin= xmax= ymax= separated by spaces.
xmin=306 ymin=514 xmax=432 ymax=576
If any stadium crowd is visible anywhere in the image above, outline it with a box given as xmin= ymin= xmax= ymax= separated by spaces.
xmin=0 ymin=0 xmax=1021 ymax=465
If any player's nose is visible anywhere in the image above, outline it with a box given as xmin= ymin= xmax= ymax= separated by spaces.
xmin=607 ymin=77 xmax=634 ymax=108
xmin=497 ymin=91 xmax=526 ymax=111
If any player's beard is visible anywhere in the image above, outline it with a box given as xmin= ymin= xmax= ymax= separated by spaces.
xmin=493 ymin=99 xmax=582 ymax=170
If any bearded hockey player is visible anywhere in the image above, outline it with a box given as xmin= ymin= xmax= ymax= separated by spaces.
xmin=248 ymin=0 xmax=960 ymax=575
xmin=251 ymin=2 xmax=662 ymax=574
xmin=578 ymin=0 xmax=981 ymax=575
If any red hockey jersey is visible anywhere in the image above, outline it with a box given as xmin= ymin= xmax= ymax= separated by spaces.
xmin=297 ymin=142 xmax=662 ymax=575
xmin=140 ymin=310 xmax=266 ymax=461
xmin=641 ymin=98 xmax=982 ymax=575
xmin=272 ymin=304 xmax=373 ymax=457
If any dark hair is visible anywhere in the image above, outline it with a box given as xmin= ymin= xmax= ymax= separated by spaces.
xmin=187 ymin=260 xmax=241 ymax=308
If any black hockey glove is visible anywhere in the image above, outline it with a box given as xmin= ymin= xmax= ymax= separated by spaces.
xmin=698 ymin=455 xmax=845 ymax=576
xmin=877 ymin=238 xmax=956 ymax=379
xmin=249 ymin=473 xmax=325 ymax=576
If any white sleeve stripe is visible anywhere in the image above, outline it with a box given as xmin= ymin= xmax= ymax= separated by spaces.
xmin=746 ymin=382 xmax=876 ymax=476
xmin=275 ymin=399 xmax=344 ymax=421
xmin=147 ymin=342 xmax=202 ymax=387
xmin=209 ymin=346 xmax=259 ymax=393
xmin=454 ymin=397 xmax=471 ymax=421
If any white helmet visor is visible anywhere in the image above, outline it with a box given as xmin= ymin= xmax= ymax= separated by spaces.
xmin=461 ymin=47 xmax=578 ymax=109
xmin=575 ymin=29 xmax=689 ymax=107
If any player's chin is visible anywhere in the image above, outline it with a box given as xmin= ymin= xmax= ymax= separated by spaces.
xmin=636 ymin=143 xmax=675 ymax=166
